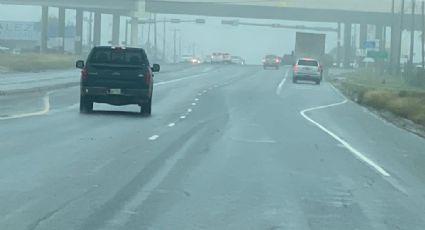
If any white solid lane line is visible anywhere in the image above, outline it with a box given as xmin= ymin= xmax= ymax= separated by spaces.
xmin=299 ymin=85 xmax=391 ymax=177
xmin=148 ymin=135 xmax=160 ymax=141
xmin=276 ymin=69 xmax=290 ymax=95
xmin=0 ymin=94 xmax=50 ymax=120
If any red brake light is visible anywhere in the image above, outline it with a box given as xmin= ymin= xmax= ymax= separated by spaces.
xmin=144 ymin=69 xmax=152 ymax=85
xmin=81 ymin=69 xmax=88 ymax=81
xmin=293 ymin=65 xmax=299 ymax=72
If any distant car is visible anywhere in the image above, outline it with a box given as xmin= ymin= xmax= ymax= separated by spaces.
xmin=180 ymin=54 xmax=195 ymax=63
xmin=223 ymin=53 xmax=232 ymax=64
xmin=263 ymin=55 xmax=281 ymax=69
xmin=292 ymin=58 xmax=322 ymax=85
xmin=230 ymin=56 xmax=245 ymax=65
xmin=211 ymin=53 xmax=224 ymax=64
xmin=76 ymin=46 xmax=160 ymax=115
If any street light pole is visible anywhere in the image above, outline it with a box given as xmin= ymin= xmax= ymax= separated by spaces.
xmin=179 ymin=36 xmax=182 ymax=58
xmin=154 ymin=14 xmax=158 ymax=60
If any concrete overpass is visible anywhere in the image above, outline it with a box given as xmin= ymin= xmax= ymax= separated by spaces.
xmin=145 ymin=0 xmax=421 ymax=68
xmin=0 ymin=0 xmax=144 ymax=54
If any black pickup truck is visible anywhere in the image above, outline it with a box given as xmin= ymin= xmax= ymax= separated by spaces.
xmin=76 ymin=46 xmax=160 ymax=115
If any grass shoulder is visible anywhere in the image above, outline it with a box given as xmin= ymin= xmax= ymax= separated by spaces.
xmin=0 ymin=53 xmax=78 ymax=73
xmin=330 ymin=69 xmax=425 ymax=128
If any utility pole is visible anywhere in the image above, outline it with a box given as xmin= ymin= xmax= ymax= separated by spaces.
xmin=422 ymin=0 xmax=424 ymax=68
xmin=390 ymin=0 xmax=396 ymax=74
xmin=337 ymin=22 xmax=341 ymax=68
xmin=397 ymin=0 xmax=405 ymax=75
xmin=409 ymin=0 xmax=415 ymax=66
xmin=173 ymin=29 xmax=177 ymax=63
xmin=163 ymin=17 xmax=166 ymax=62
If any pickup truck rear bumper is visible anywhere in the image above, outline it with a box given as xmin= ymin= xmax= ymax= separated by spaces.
xmin=81 ymin=86 xmax=150 ymax=106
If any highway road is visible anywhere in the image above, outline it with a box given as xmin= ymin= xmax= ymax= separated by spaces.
xmin=1 ymin=65 xmax=425 ymax=230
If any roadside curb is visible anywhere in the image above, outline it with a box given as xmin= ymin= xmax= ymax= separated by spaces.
xmin=0 ymin=81 xmax=79 ymax=96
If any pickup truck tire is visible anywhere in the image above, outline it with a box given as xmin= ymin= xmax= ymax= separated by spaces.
xmin=80 ymin=96 xmax=93 ymax=113
xmin=293 ymin=78 xmax=297 ymax=84
xmin=140 ymin=98 xmax=152 ymax=116
xmin=315 ymin=80 xmax=321 ymax=85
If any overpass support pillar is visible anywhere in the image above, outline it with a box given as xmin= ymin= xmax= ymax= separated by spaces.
xmin=112 ymin=13 xmax=120 ymax=46
xmin=40 ymin=6 xmax=48 ymax=53
xmin=93 ymin=11 xmax=102 ymax=46
xmin=130 ymin=17 xmax=139 ymax=47
xmin=343 ymin=22 xmax=352 ymax=68
xmin=359 ymin=23 xmax=367 ymax=49
xmin=58 ymin=7 xmax=66 ymax=53
xmin=75 ymin=9 xmax=83 ymax=55
xmin=337 ymin=23 xmax=341 ymax=67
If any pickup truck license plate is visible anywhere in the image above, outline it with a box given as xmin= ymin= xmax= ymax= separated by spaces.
xmin=109 ymin=89 xmax=121 ymax=95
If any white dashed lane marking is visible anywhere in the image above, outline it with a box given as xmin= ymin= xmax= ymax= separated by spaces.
xmin=299 ymin=85 xmax=391 ymax=178
xmin=148 ymin=135 xmax=160 ymax=141
xmin=168 ymin=123 xmax=175 ymax=127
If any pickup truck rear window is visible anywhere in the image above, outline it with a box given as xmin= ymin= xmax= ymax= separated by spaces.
xmin=298 ymin=60 xmax=318 ymax=66
xmin=88 ymin=48 xmax=149 ymax=66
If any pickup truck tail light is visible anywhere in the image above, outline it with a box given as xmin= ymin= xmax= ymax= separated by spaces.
xmin=293 ymin=65 xmax=299 ymax=72
xmin=144 ymin=69 xmax=152 ymax=85
xmin=81 ymin=69 xmax=88 ymax=81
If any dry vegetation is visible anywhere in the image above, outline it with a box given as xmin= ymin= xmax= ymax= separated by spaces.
xmin=333 ymin=70 xmax=425 ymax=127
xmin=0 ymin=53 xmax=77 ymax=72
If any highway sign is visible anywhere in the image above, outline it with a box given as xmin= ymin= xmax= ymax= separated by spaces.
xmin=363 ymin=41 xmax=376 ymax=49
xmin=0 ymin=21 xmax=39 ymax=41
xmin=367 ymin=50 xmax=388 ymax=59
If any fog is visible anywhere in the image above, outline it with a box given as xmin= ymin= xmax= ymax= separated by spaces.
xmin=0 ymin=1 xmax=422 ymax=63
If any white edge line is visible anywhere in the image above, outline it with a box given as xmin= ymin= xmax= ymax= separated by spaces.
xmin=0 ymin=94 xmax=50 ymax=120
xmin=300 ymin=96 xmax=390 ymax=177
xmin=276 ymin=69 xmax=289 ymax=95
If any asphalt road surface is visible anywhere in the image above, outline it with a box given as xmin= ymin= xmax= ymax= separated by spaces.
xmin=1 ymin=65 xmax=425 ymax=230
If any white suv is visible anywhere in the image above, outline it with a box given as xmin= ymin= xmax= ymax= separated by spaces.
xmin=293 ymin=58 xmax=322 ymax=85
